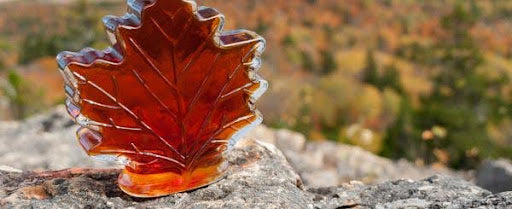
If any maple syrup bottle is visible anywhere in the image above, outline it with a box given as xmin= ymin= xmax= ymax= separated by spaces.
xmin=58 ymin=0 xmax=267 ymax=197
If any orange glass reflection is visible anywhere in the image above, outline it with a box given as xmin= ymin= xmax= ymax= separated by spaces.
xmin=57 ymin=0 xmax=266 ymax=197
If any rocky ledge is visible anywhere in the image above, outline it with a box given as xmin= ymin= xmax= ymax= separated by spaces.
xmin=1 ymin=139 xmax=511 ymax=208
xmin=0 ymin=107 xmax=511 ymax=208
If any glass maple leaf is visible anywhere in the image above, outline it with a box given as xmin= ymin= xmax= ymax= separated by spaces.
xmin=57 ymin=0 xmax=266 ymax=197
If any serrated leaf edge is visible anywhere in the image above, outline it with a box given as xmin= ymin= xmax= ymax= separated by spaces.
xmin=56 ymin=0 xmax=268 ymax=166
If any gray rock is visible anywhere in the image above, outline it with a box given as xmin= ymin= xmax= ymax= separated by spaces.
xmin=3 ymin=166 xmax=511 ymax=208
xmin=275 ymin=129 xmax=306 ymax=152
xmin=0 ymin=106 xmax=117 ymax=171
xmin=0 ymin=106 xmax=462 ymax=189
xmin=477 ymin=159 xmax=512 ymax=193
xmin=245 ymin=125 xmax=276 ymax=145
xmin=310 ymin=175 xmax=512 ymax=209
xmin=1 ymin=139 xmax=311 ymax=208
xmin=1 ymin=106 xmax=511 ymax=208
xmin=274 ymin=138 xmax=460 ymax=188
xmin=248 ymin=125 xmax=464 ymax=188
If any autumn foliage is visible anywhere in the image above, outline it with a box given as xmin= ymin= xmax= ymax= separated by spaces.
xmin=1 ymin=0 xmax=512 ymax=169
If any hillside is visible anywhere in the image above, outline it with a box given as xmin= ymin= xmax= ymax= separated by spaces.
xmin=0 ymin=0 xmax=512 ymax=168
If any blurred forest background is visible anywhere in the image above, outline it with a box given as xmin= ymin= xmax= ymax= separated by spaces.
xmin=0 ymin=0 xmax=511 ymax=169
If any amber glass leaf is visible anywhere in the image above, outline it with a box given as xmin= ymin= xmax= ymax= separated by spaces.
xmin=57 ymin=0 xmax=266 ymax=197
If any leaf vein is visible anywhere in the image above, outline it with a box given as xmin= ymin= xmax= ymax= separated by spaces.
xmin=187 ymin=49 xmax=254 ymax=168
xmin=131 ymin=69 xmax=179 ymax=121
xmin=75 ymin=72 xmax=185 ymax=162
xmin=185 ymin=53 xmax=221 ymax=114
xmin=128 ymin=38 xmax=180 ymax=94
xmin=99 ymin=150 xmax=185 ymax=168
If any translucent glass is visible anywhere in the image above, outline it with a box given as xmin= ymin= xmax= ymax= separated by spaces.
xmin=57 ymin=0 xmax=266 ymax=197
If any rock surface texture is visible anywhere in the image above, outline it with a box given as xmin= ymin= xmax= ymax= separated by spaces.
xmin=477 ymin=159 xmax=512 ymax=193
xmin=0 ymin=106 xmax=462 ymax=186
xmin=1 ymin=106 xmax=511 ymax=208
xmin=257 ymin=128 xmax=460 ymax=187
xmin=1 ymin=139 xmax=311 ymax=208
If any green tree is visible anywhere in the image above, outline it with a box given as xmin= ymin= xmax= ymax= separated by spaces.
xmin=0 ymin=70 xmax=45 ymax=119
xmin=380 ymin=64 xmax=403 ymax=94
xmin=18 ymin=33 xmax=59 ymax=64
xmin=300 ymin=51 xmax=316 ymax=73
xmin=362 ymin=50 xmax=404 ymax=94
xmin=381 ymin=96 xmax=418 ymax=160
xmin=18 ymin=0 xmax=104 ymax=64
xmin=362 ymin=49 xmax=379 ymax=86
xmin=319 ymin=50 xmax=337 ymax=75
xmin=64 ymin=0 xmax=102 ymax=50
xmin=383 ymin=2 xmax=511 ymax=168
